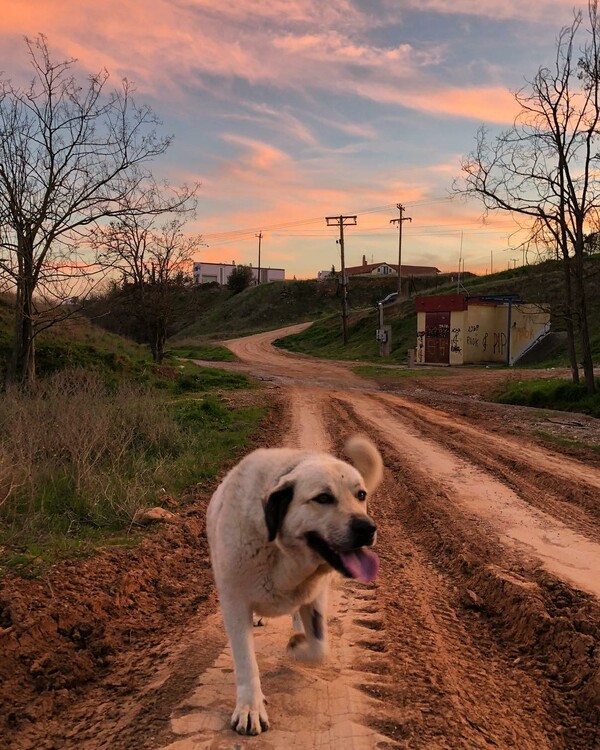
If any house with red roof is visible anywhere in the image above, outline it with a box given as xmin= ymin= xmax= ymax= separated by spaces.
xmin=345 ymin=255 xmax=440 ymax=278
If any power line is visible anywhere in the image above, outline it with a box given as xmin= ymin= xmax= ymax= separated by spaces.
xmin=201 ymin=199 xmax=450 ymax=242
xmin=203 ymin=197 xmax=514 ymax=245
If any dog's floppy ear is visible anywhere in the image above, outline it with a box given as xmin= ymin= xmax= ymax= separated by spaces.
xmin=264 ymin=482 xmax=294 ymax=542
xmin=344 ymin=436 xmax=384 ymax=493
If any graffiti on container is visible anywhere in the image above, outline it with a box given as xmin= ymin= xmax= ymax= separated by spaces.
xmin=467 ymin=336 xmax=479 ymax=347
xmin=493 ymin=332 xmax=507 ymax=355
xmin=416 ymin=330 xmax=425 ymax=362
xmin=451 ymin=327 xmax=462 ymax=353
xmin=467 ymin=324 xmax=479 ymax=333
xmin=425 ymin=325 xmax=450 ymax=338
xmin=482 ymin=332 xmax=488 ymax=352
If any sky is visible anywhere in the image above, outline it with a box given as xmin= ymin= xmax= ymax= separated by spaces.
xmin=0 ymin=0 xmax=583 ymax=278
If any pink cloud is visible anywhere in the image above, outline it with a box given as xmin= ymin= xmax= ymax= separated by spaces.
xmin=351 ymin=81 xmax=519 ymax=124
xmin=222 ymin=104 xmax=319 ymax=147
xmin=0 ymin=0 xmax=480 ymax=121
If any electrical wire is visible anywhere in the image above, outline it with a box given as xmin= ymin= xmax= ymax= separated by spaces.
xmin=201 ymin=199 xmax=454 ymax=242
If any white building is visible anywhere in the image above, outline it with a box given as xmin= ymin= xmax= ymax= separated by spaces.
xmin=317 ymin=270 xmax=336 ymax=281
xmin=193 ymin=262 xmax=285 ymax=286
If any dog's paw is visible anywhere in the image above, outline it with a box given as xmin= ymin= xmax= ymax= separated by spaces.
xmin=231 ymin=699 xmax=269 ymax=735
xmin=287 ymin=632 xmax=326 ymax=664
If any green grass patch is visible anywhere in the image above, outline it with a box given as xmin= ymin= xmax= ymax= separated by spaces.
xmin=495 ymin=377 xmax=600 ymax=417
xmin=531 ymin=430 xmax=600 ymax=454
xmin=171 ymin=364 xmax=252 ymax=393
xmin=167 ymin=343 xmax=237 ymax=361
xmin=165 ymin=396 xmax=265 ymax=489
xmin=273 ymin=307 xmax=417 ymax=364
xmin=353 ymin=365 xmax=455 ymax=379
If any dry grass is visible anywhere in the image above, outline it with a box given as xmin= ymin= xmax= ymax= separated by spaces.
xmin=0 ymin=369 xmax=181 ymax=539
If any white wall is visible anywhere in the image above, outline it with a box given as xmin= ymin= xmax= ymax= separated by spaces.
xmin=193 ymin=262 xmax=285 ymax=285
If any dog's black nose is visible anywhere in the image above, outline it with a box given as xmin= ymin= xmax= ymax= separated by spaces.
xmin=350 ymin=515 xmax=377 ymax=547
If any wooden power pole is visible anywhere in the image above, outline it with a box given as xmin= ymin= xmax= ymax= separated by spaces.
xmin=255 ymin=232 xmax=262 ymax=284
xmin=390 ymin=203 xmax=412 ymax=297
xmin=326 ymin=214 xmax=357 ymax=345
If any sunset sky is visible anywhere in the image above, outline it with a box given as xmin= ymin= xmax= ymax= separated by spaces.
xmin=0 ymin=1 xmax=581 ymax=278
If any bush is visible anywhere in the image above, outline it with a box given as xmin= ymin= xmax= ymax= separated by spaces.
xmin=227 ymin=265 xmax=254 ymax=294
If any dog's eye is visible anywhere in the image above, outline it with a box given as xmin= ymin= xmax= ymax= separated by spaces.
xmin=357 ymin=490 xmax=367 ymax=501
xmin=313 ymin=493 xmax=335 ymax=505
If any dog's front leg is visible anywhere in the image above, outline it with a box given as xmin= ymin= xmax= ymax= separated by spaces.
xmin=220 ymin=596 xmax=269 ymax=735
xmin=288 ymin=582 xmax=329 ymax=663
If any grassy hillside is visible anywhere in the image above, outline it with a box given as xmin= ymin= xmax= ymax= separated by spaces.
xmin=273 ymin=257 xmax=600 ymax=366
xmin=173 ymin=274 xmax=451 ymax=342
xmin=0 ymin=294 xmax=152 ymax=382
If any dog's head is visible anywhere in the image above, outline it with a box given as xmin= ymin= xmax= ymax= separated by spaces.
xmin=263 ymin=436 xmax=383 ymax=583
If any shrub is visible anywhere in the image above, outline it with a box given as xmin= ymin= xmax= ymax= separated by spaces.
xmin=227 ymin=265 xmax=254 ymax=294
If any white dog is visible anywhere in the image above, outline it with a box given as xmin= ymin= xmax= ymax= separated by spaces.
xmin=206 ymin=436 xmax=383 ymax=735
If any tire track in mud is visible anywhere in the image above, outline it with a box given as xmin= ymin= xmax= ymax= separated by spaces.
xmin=328 ymin=394 xmax=600 ymax=749
xmin=376 ymin=392 xmax=600 ymax=529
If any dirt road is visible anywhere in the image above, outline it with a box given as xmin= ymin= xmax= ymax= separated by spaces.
xmin=3 ymin=325 xmax=599 ymax=749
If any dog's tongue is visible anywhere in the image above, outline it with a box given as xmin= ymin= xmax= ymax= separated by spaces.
xmin=339 ymin=548 xmax=379 ymax=582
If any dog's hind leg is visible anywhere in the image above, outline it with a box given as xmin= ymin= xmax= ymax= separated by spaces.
xmin=220 ymin=595 xmax=269 ymax=735
xmin=291 ymin=610 xmax=303 ymax=632
xmin=287 ymin=582 xmax=329 ymax=663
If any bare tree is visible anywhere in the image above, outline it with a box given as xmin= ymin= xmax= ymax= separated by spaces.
xmin=94 ymin=212 xmax=201 ymax=362
xmin=0 ymin=35 xmax=188 ymax=385
xmin=458 ymin=1 xmax=600 ymax=393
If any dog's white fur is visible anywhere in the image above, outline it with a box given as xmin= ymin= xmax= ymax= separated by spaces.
xmin=206 ymin=436 xmax=383 ymax=735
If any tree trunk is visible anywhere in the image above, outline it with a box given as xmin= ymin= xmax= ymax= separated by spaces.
xmin=153 ymin=321 xmax=166 ymax=364
xmin=573 ymin=252 xmax=596 ymax=393
xmin=150 ymin=331 xmax=165 ymax=363
xmin=560 ymin=252 xmax=579 ymax=384
xmin=6 ymin=277 xmax=36 ymax=387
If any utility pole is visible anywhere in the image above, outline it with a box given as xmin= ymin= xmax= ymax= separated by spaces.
xmin=255 ymin=232 xmax=262 ymax=285
xmin=390 ymin=203 xmax=412 ymax=297
xmin=457 ymin=231 xmax=464 ymax=293
xmin=326 ymin=214 xmax=357 ymax=345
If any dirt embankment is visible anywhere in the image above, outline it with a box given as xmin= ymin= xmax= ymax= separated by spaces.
xmin=2 ymin=328 xmax=600 ymax=749
xmin=0 ymin=507 xmax=213 ymax=747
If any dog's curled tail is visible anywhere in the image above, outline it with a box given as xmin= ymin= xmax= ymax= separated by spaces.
xmin=344 ymin=435 xmax=384 ymax=493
